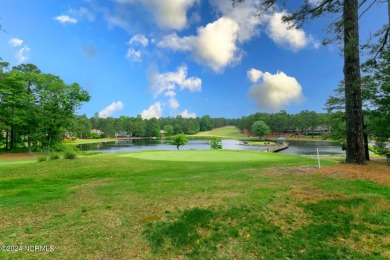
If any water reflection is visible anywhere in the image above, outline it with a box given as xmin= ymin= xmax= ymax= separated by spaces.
xmin=78 ymin=139 xmax=344 ymax=155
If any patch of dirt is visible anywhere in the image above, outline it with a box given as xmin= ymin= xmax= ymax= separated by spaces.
xmin=313 ymin=160 xmax=390 ymax=185
xmin=0 ymin=152 xmax=36 ymax=160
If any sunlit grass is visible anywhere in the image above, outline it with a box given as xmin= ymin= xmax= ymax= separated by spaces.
xmin=0 ymin=151 xmax=388 ymax=259
xmin=192 ymin=126 xmax=256 ymax=140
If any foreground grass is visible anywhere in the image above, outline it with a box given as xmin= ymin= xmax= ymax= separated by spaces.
xmin=1 ymin=151 xmax=389 ymax=259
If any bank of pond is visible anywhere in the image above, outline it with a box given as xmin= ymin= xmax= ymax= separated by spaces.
xmin=77 ymin=139 xmax=344 ymax=156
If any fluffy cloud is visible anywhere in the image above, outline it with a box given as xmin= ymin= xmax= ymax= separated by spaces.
xmin=158 ymin=17 xmax=241 ymax=72
xmin=126 ymin=34 xmax=149 ymax=62
xmin=266 ymin=11 xmax=312 ymax=51
xmin=99 ymin=101 xmax=124 ymax=118
xmin=141 ymin=102 xmax=162 ymax=119
xmin=209 ymin=0 xmax=264 ymax=43
xmin=179 ymin=109 xmax=196 ymax=118
xmin=247 ymin=68 xmax=263 ymax=83
xmin=193 ymin=17 xmax=240 ymax=72
xmin=143 ymin=0 xmax=198 ymax=30
xmin=149 ymin=65 xmax=201 ymax=98
xmin=111 ymin=0 xmax=198 ymax=30
xmin=129 ymin=34 xmax=149 ymax=47
xmin=9 ymin=38 xmax=23 ymax=47
xmin=248 ymin=70 xmax=304 ymax=111
xmin=169 ymin=97 xmax=180 ymax=110
xmin=158 ymin=0 xmax=267 ymax=72
xmin=15 ymin=46 xmax=30 ymax=64
xmin=147 ymin=65 xmax=201 ymax=115
xmin=55 ymin=15 xmax=78 ymax=24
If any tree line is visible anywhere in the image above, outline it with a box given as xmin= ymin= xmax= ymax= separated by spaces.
xmin=237 ymin=110 xmax=331 ymax=138
xmin=69 ymin=114 xmax=238 ymax=139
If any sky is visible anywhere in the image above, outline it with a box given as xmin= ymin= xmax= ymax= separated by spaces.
xmin=0 ymin=0 xmax=387 ymax=119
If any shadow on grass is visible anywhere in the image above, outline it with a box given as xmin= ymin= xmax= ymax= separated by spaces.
xmin=144 ymin=197 xmax=387 ymax=259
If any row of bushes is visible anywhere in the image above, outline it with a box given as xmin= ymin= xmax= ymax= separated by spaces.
xmin=37 ymin=151 xmax=77 ymax=162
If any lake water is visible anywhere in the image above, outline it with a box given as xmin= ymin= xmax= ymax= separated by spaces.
xmin=77 ymin=139 xmax=344 ymax=155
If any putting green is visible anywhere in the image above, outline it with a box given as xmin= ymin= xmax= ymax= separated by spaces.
xmin=118 ymin=150 xmax=297 ymax=162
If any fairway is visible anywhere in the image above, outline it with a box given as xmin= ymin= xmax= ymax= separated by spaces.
xmin=1 ymin=151 xmax=389 ymax=259
xmin=192 ymin=126 xmax=254 ymax=140
xmin=119 ymin=149 xmax=303 ymax=162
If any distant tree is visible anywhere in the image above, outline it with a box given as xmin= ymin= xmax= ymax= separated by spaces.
xmin=210 ymin=137 xmax=222 ymax=149
xmin=70 ymin=114 xmax=92 ymax=138
xmin=251 ymin=121 xmax=271 ymax=139
xmin=199 ymin=115 xmax=213 ymax=131
xmin=145 ymin=118 xmax=160 ymax=137
xmin=173 ymin=124 xmax=183 ymax=134
xmin=170 ymin=134 xmax=188 ymax=150
xmin=163 ymin=125 xmax=174 ymax=136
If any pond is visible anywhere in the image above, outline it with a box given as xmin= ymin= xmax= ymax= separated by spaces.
xmin=77 ymin=139 xmax=344 ymax=156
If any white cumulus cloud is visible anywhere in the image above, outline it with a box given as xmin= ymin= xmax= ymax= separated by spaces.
xmin=266 ymin=11 xmax=311 ymax=51
xmin=99 ymin=101 xmax=124 ymax=118
xmin=55 ymin=15 xmax=78 ymax=24
xmin=9 ymin=38 xmax=23 ymax=47
xmin=149 ymin=65 xmax=201 ymax=98
xmin=248 ymin=70 xmax=304 ymax=111
xmin=158 ymin=17 xmax=241 ymax=73
xmin=143 ymin=0 xmax=198 ymax=30
xmin=209 ymin=0 xmax=264 ymax=43
xmin=179 ymin=109 xmax=196 ymax=118
xmin=15 ymin=46 xmax=30 ymax=64
xmin=169 ymin=97 xmax=180 ymax=110
xmin=129 ymin=34 xmax=149 ymax=47
xmin=141 ymin=102 xmax=162 ymax=119
xmin=247 ymin=68 xmax=263 ymax=83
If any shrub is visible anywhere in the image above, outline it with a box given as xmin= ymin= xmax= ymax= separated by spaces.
xmin=49 ymin=153 xmax=60 ymax=160
xmin=210 ymin=137 xmax=222 ymax=149
xmin=64 ymin=151 xmax=77 ymax=159
xmin=37 ymin=155 xmax=47 ymax=162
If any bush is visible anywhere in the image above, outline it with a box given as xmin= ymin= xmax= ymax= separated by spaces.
xmin=49 ymin=153 xmax=60 ymax=160
xmin=210 ymin=137 xmax=222 ymax=149
xmin=63 ymin=151 xmax=77 ymax=159
xmin=37 ymin=155 xmax=47 ymax=162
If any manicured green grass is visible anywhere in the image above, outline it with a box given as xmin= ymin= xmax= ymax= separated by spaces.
xmin=0 ymin=151 xmax=389 ymax=259
xmin=247 ymin=141 xmax=276 ymax=146
xmin=192 ymin=126 xmax=256 ymax=140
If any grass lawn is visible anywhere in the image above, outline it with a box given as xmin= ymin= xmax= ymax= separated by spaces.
xmin=192 ymin=126 xmax=257 ymax=140
xmin=1 ymin=151 xmax=389 ymax=259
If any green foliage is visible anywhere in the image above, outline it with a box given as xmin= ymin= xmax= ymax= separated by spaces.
xmin=163 ymin=125 xmax=174 ymax=136
xmin=251 ymin=120 xmax=271 ymax=139
xmin=63 ymin=151 xmax=77 ymax=159
xmin=49 ymin=153 xmax=60 ymax=160
xmin=209 ymin=137 xmax=222 ymax=149
xmin=0 ymin=61 xmax=90 ymax=152
xmin=374 ymin=140 xmax=390 ymax=156
xmin=36 ymin=155 xmax=47 ymax=162
xmin=170 ymin=134 xmax=188 ymax=150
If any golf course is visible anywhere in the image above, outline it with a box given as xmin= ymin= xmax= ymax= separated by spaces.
xmin=1 ymin=149 xmax=389 ymax=259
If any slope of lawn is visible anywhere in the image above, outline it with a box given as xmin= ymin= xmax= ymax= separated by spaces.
xmin=192 ymin=126 xmax=255 ymax=140
xmin=1 ymin=151 xmax=389 ymax=259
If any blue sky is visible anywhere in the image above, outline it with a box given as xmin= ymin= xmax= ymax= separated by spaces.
xmin=0 ymin=0 xmax=387 ymax=119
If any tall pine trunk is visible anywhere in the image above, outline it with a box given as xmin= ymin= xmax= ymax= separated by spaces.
xmin=343 ymin=0 xmax=366 ymax=164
